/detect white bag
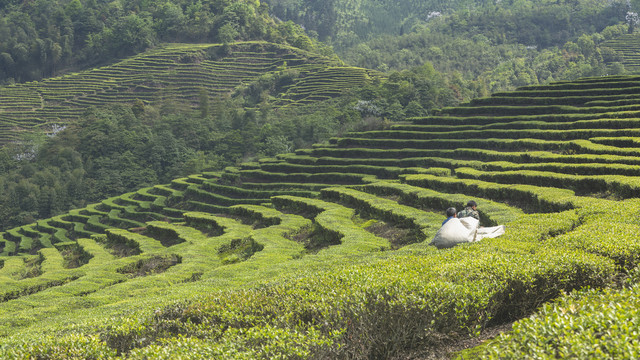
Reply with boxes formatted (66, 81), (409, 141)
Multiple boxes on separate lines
(476, 225), (506, 241)
(430, 218), (476, 249)
(430, 217), (506, 249)
(459, 217), (480, 231)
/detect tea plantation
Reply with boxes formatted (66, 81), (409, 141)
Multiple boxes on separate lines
(0, 41), (380, 144)
(601, 33), (640, 73)
(3, 74), (640, 358)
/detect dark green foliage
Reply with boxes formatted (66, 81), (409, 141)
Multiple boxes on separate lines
(270, 0), (638, 97)
(266, 0), (633, 51)
(217, 236), (264, 264)
(0, 0), (323, 84)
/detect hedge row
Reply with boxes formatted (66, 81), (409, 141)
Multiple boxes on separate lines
(336, 136), (640, 157)
(294, 147), (454, 160)
(335, 137), (567, 152)
(184, 186), (269, 207)
(359, 181), (523, 227)
(454, 167), (640, 199)
(260, 161), (444, 179)
(395, 117), (640, 132)
(320, 187), (443, 242)
(451, 148), (640, 166)
(489, 86), (640, 98)
(468, 94), (640, 107)
(285, 152), (640, 179)
(460, 159), (640, 177)
(467, 282), (640, 359)
(441, 104), (640, 117)
(345, 128), (640, 142)
(402, 174), (579, 213)
(228, 169), (377, 185)
(201, 180), (319, 199)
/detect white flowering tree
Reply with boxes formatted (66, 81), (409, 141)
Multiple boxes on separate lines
(627, 11), (640, 33)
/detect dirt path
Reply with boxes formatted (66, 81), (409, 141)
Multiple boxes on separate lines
(392, 323), (514, 360)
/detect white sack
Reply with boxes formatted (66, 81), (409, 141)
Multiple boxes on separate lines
(430, 218), (476, 249)
(476, 225), (506, 241)
(459, 217), (479, 231)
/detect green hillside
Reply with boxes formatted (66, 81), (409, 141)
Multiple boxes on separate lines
(2, 74), (640, 358)
(601, 33), (640, 73)
(0, 41), (384, 144)
(0, 0), (328, 84)
(265, 0), (634, 50)
(268, 0), (640, 97)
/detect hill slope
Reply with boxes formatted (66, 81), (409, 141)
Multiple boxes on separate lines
(2, 75), (640, 357)
(0, 41), (383, 144)
(601, 33), (640, 73)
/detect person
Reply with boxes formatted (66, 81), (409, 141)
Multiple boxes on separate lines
(457, 200), (480, 221)
(441, 207), (457, 226)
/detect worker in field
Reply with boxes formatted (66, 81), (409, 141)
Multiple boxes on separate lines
(457, 200), (479, 222)
(441, 207), (457, 226)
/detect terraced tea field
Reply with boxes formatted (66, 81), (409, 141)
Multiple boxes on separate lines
(0, 41), (379, 144)
(2, 75), (640, 358)
(602, 33), (640, 73)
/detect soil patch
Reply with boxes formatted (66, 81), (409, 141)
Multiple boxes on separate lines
(391, 323), (513, 360)
(28, 238), (44, 255)
(142, 227), (186, 247)
(287, 224), (341, 253)
(96, 236), (141, 258)
(60, 244), (93, 269)
(218, 237), (264, 264)
(20, 256), (43, 279)
(364, 221), (421, 249)
(117, 254), (181, 278)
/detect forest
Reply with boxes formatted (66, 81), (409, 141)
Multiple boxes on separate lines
(0, 0), (327, 83)
(269, 0), (640, 93)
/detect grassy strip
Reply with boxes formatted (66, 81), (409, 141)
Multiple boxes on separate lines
(359, 181), (523, 226)
(320, 187), (443, 241)
(272, 195), (390, 253)
(401, 174), (580, 213)
(455, 167), (640, 199)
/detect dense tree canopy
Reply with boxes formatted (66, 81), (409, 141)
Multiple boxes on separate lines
(266, 0), (638, 94)
(265, 0), (636, 50)
(0, 0), (323, 84)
